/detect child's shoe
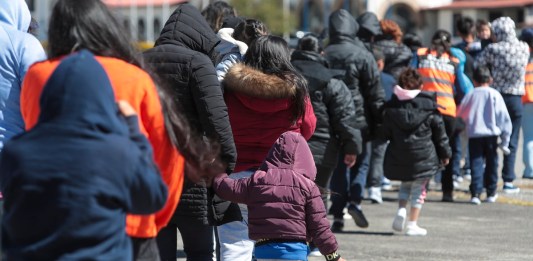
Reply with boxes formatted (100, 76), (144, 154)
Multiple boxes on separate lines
(392, 208), (406, 232)
(405, 224), (427, 236)
(485, 193), (498, 203)
(470, 196), (481, 205)
(368, 186), (383, 204)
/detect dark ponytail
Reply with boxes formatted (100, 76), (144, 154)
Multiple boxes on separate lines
(430, 30), (452, 58)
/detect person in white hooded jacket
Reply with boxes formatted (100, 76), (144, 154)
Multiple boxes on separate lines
(0, 0), (46, 150)
(216, 18), (267, 81)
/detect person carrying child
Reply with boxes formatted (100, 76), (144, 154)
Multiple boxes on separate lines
(458, 66), (512, 204)
(382, 68), (452, 236)
(213, 131), (345, 261)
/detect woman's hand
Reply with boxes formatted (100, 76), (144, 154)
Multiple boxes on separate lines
(344, 154), (357, 168)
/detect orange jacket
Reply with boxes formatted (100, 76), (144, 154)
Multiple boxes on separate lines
(20, 56), (185, 238)
(416, 48), (458, 117)
(523, 61), (533, 104)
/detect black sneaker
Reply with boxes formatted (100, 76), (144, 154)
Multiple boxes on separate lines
(347, 204), (369, 228)
(331, 219), (344, 232)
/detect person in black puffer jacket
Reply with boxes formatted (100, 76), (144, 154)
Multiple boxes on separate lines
(356, 12), (381, 52)
(291, 34), (362, 199)
(382, 68), (451, 236)
(143, 3), (239, 260)
(374, 19), (413, 80)
(324, 9), (384, 232)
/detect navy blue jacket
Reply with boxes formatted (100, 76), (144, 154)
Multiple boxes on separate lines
(0, 51), (167, 260)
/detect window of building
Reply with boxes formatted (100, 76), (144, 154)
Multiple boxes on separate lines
(138, 19), (145, 41)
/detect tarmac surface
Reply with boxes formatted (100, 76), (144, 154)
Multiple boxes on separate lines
(177, 134), (533, 260)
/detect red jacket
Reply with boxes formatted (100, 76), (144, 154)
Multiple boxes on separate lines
(223, 64), (316, 173)
(214, 132), (337, 255)
(20, 56), (185, 238)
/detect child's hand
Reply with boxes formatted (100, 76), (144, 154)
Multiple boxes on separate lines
(118, 100), (137, 116)
(499, 145), (511, 155)
(344, 154), (357, 168)
(441, 158), (450, 166)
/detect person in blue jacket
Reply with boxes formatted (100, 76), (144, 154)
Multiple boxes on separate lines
(0, 51), (168, 261)
(0, 0), (46, 150)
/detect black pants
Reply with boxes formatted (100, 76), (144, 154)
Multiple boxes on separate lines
(157, 216), (214, 261)
(442, 115), (457, 193)
(131, 237), (160, 261)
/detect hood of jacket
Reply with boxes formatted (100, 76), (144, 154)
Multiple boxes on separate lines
(216, 28), (248, 56)
(155, 3), (220, 56)
(386, 91), (437, 131)
(260, 131), (316, 181)
(291, 50), (328, 67)
(291, 50), (343, 85)
(223, 63), (298, 112)
(38, 50), (127, 135)
(329, 9), (359, 42)
(492, 17), (517, 42)
(0, 0), (31, 32)
(356, 12), (381, 37)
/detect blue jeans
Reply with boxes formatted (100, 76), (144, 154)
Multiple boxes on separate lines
(217, 170), (255, 261)
(366, 139), (387, 188)
(523, 103), (533, 178)
(329, 141), (370, 218)
(469, 136), (499, 196)
(502, 94), (523, 182)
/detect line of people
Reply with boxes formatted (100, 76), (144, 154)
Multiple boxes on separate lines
(1, 0), (532, 260)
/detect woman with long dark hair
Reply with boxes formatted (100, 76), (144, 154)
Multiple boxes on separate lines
(18, 0), (214, 260)
(217, 35), (316, 261)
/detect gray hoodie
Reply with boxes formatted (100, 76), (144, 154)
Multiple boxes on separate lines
(476, 17), (529, 95)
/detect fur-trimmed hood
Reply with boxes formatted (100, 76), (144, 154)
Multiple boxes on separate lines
(223, 63), (297, 99)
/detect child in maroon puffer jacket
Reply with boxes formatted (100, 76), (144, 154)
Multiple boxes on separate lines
(213, 131), (345, 261)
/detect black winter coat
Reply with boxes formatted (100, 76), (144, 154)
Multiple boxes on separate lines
(291, 51), (362, 168)
(382, 92), (452, 181)
(325, 9), (385, 138)
(143, 3), (239, 225)
(374, 39), (413, 80)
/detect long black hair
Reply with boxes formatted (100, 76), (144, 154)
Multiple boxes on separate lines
(201, 1), (236, 33)
(244, 35), (308, 123)
(233, 19), (268, 46)
(48, 0), (142, 67)
(429, 30), (452, 58)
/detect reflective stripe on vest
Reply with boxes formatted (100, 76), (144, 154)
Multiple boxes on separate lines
(417, 48), (458, 117)
(523, 62), (533, 104)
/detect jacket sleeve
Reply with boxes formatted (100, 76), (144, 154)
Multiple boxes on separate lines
(475, 45), (492, 68)
(191, 54), (237, 173)
(212, 173), (251, 204)
(18, 35), (46, 86)
(360, 54), (385, 127)
(494, 93), (513, 148)
(379, 107), (393, 141)
(430, 113), (452, 159)
(305, 184), (338, 255)
(124, 115), (168, 215)
(216, 53), (240, 82)
(300, 97), (317, 140)
(326, 79), (362, 155)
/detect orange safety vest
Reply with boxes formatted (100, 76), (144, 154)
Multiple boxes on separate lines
(523, 61), (533, 104)
(416, 48), (458, 117)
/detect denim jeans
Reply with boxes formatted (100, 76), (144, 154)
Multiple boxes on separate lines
(329, 141), (370, 218)
(522, 103), (533, 178)
(157, 216), (215, 261)
(367, 139), (387, 188)
(502, 94), (523, 182)
(217, 170), (255, 261)
(469, 136), (499, 196)
(398, 178), (430, 209)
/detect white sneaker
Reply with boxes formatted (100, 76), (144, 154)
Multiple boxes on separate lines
(368, 187), (383, 204)
(308, 248), (322, 257)
(470, 197), (481, 205)
(392, 208), (406, 232)
(486, 194), (498, 203)
(405, 224), (427, 236)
